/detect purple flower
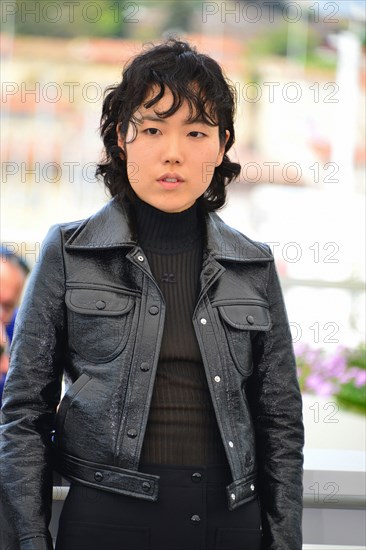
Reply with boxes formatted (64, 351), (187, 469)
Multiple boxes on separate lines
(338, 371), (355, 383)
(295, 342), (366, 401)
(353, 370), (366, 388)
(323, 353), (347, 378)
(306, 374), (336, 396)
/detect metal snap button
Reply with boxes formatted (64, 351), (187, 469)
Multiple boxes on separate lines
(228, 440), (234, 448)
(95, 300), (106, 310)
(190, 514), (201, 524)
(127, 429), (137, 438)
(94, 471), (103, 482)
(200, 318), (207, 325)
(191, 472), (202, 483)
(246, 315), (255, 324)
(214, 376), (221, 383)
(142, 481), (151, 492)
(231, 493), (236, 501)
(140, 362), (150, 371)
(250, 484), (255, 491)
(137, 255), (144, 262)
(149, 306), (159, 315)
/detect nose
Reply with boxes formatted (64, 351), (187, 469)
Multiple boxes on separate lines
(161, 136), (184, 165)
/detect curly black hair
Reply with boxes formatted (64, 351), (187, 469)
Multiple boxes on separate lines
(96, 38), (241, 211)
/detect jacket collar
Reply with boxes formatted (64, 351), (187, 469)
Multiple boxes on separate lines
(65, 198), (135, 250)
(65, 198), (272, 263)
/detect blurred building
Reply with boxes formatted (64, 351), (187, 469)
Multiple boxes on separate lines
(1, 3), (365, 348)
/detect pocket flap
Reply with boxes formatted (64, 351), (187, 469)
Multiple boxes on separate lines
(66, 288), (134, 316)
(218, 303), (271, 331)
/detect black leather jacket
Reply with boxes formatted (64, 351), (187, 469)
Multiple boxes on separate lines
(0, 198), (304, 550)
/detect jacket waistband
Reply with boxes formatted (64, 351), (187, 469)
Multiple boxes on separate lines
(54, 451), (257, 511)
(54, 451), (160, 502)
(139, 462), (233, 486)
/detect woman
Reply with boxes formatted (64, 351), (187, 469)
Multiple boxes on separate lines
(0, 39), (304, 550)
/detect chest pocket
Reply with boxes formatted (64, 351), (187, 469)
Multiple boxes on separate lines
(217, 302), (271, 376)
(66, 287), (135, 363)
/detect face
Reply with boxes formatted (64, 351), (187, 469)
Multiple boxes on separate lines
(117, 87), (229, 213)
(0, 261), (25, 325)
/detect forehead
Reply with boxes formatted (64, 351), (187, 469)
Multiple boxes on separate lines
(139, 86), (187, 113)
(136, 85), (217, 125)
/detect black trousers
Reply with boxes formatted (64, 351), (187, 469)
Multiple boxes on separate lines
(55, 463), (263, 550)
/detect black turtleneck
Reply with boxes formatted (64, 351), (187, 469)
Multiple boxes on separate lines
(132, 197), (228, 467)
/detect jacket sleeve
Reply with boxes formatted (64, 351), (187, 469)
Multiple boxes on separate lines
(0, 225), (66, 550)
(248, 259), (304, 550)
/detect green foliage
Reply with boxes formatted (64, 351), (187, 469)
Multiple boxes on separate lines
(163, 0), (197, 32)
(7, 0), (202, 38)
(338, 344), (366, 414)
(304, 52), (337, 70)
(296, 342), (366, 415)
(9, 0), (131, 38)
(337, 382), (366, 415)
(347, 342), (366, 370)
(248, 22), (317, 56)
(246, 20), (336, 69)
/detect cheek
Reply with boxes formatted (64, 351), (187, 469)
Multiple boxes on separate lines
(202, 140), (221, 158)
(126, 144), (154, 189)
(126, 157), (142, 186)
(192, 145), (219, 169)
(125, 145), (144, 171)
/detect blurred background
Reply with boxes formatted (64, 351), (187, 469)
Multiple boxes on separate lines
(1, 0), (365, 480)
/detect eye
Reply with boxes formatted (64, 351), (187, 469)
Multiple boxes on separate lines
(144, 128), (161, 135)
(188, 131), (206, 138)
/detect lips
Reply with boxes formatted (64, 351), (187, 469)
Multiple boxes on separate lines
(157, 173), (184, 190)
(157, 173), (184, 183)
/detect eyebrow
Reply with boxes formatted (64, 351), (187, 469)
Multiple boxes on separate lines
(138, 114), (209, 125)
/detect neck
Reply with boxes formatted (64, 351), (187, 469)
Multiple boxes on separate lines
(132, 197), (203, 254)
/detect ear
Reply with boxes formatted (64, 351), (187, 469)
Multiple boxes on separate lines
(216, 130), (230, 167)
(116, 123), (125, 157)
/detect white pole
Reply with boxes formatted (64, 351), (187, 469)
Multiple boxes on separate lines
(330, 31), (361, 192)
